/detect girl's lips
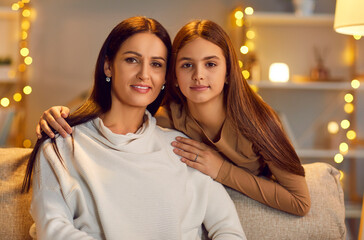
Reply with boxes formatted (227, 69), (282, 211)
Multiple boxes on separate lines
(131, 85), (151, 93)
(190, 85), (209, 91)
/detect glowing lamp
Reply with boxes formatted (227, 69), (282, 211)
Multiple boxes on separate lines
(269, 63), (289, 82)
(334, 0), (364, 36)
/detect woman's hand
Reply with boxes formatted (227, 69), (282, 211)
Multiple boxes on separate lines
(172, 136), (224, 179)
(36, 106), (72, 139)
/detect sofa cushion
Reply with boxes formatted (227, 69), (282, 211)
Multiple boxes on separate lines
(215, 162), (346, 240)
(0, 147), (33, 240)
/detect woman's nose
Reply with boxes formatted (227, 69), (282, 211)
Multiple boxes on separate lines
(136, 62), (150, 81)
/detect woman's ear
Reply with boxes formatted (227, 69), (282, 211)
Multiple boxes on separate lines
(104, 59), (112, 77)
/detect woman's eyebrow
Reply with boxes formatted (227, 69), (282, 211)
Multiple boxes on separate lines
(123, 51), (166, 62)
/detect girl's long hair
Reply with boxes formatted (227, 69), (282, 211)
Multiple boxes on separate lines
(22, 16), (172, 192)
(164, 19), (304, 176)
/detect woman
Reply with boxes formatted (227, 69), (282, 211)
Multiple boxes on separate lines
(24, 17), (246, 240)
(36, 19), (311, 216)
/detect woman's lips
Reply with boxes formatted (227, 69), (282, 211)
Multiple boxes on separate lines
(131, 84), (151, 93)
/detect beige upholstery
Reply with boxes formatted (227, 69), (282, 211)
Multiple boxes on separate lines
(0, 148), (33, 240)
(0, 148), (346, 240)
(223, 162), (346, 240)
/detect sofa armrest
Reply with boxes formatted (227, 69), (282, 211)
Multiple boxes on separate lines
(203, 162), (346, 240)
(0, 148), (33, 240)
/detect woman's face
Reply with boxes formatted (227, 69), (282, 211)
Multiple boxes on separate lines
(105, 32), (167, 110)
(175, 37), (227, 106)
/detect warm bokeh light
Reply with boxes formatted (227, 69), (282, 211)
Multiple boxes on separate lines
(339, 142), (349, 154)
(351, 79), (360, 89)
(327, 121), (339, 134)
(24, 56), (33, 65)
(22, 9), (31, 17)
(346, 130), (356, 140)
(0, 98), (10, 107)
(246, 30), (256, 39)
(20, 47), (29, 57)
(353, 35), (362, 40)
(344, 103), (354, 113)
(334, 153), (344, 163)
(250, 85), (258, 92)
(236, 19), (243, 27)
(238, 60), (243, 68)
(242, 70), (250, 79)
(344, 93), (354, 103)
(23, 139), (32, 148)
(240, 45), (249, 54)
(18, 63), (26, 72)
(269, 63), (289, 82)
(21, 20), (30, 30)
(18, 2), (24, 8)
(245, 7), (254, 15)
(13, 93), (22, 102)
(245, 41), (255, 51)
(22, 0), (31, 3)
(12, 3), (19, 10)
(235, 10), (244, 19)
(339, 170), (344, 181)
(22, 31), (28, 40)
(340, 119), (350, 129)
(20, 41), (27, 48)
(23, 85), (32, 95)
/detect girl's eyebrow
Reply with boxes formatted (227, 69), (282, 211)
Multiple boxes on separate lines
(177, 55), (220, 62)
(123, 51), (166, 62)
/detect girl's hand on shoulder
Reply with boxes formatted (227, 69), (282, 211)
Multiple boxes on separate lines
(172, 136), (224, 179)
(36, 106), (72, 139)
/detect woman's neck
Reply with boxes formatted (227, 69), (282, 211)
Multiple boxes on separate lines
(187, 96), (226, 141)
(101, 104), (146, 135)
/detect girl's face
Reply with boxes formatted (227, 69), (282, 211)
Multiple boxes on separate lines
(104, 32), (167, 111)
(175, 37), (227, 106)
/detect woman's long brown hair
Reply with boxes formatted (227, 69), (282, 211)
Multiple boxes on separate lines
(164, 20), (304, 176)
(22, 16), (172, 192)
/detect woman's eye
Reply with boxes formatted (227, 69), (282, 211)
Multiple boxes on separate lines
(151, 61), (162, 68)
(125, 57), (138, 63)
(206, 62), (216, 67)
(181, 63), (192, 68)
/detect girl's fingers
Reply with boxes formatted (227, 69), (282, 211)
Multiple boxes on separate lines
(39, 119), (55, 138)
(173, 148), (198, 161)
(36, 124), (42, 139)
(175, 136), (205, 150)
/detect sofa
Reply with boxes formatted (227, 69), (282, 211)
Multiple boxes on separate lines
(0, 147), (346, 240)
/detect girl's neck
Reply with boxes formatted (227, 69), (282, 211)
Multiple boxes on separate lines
(187, 96), (226, 141)
(101, 104), (146, 135)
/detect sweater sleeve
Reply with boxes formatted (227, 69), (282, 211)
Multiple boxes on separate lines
(30, 145), (97, 240)
(203, 181), (247, 240)
(215, 160), (311, 216)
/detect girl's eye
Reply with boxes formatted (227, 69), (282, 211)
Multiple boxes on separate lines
(151, 61), (163, 68)
(206, 62), (216, 67)
(125, 57), (138, 63)
(181, 63), (192, 68)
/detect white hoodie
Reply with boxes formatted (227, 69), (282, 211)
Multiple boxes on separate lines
(31, 111), (246, 240)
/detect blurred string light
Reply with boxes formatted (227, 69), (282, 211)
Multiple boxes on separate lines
(1, 0), (33, 109)
(1, 1), (33, 147)
(233, 6), (255, 81)
(330, 79), (361, 164)
(353, 35), (362, 40)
